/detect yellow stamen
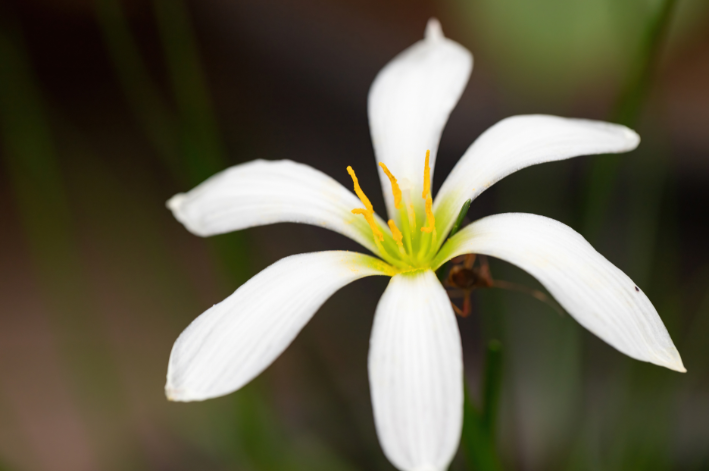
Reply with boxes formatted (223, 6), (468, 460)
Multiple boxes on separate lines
(421, 194), (436, 233)
(378, 162), (402, 209)
(421, 149), (431, 199)
(420, 150), (436, 234)
(348, 165), (384, 241)
(387, 219), (404, 247)
(347, 166), (374, 213)
(352, 208), (383, 242)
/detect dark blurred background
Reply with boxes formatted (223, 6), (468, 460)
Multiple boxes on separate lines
(1, 0), (708, 470)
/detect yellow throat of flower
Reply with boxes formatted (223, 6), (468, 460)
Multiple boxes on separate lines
(347, 151), (437, 270)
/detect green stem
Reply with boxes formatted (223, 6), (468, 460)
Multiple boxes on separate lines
(581, 0), (678, 240)
(152, 0), (226, 183)
(94, 0), (183, 182)
(613, 0), (678, 127)
(481, 340), (503, 436)
(460, 341), (504, 471)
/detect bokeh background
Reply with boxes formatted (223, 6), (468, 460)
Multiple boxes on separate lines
(1, 0), (708, 469)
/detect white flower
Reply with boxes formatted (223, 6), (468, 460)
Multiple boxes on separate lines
(165, 19), (684, 471)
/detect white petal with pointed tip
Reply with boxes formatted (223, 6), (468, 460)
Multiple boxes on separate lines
(166, 251), (392, 402)
(433, 115), (640, 235)
(435, 213), (684, 372)
(369, 269), (463, 471)
(368, 18), (472, 220)
(167, 159), (384, 256)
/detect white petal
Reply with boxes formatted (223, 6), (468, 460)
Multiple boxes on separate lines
(434, 213), (685, 372)
(433, 115), (640, 236)
(166, 251), (393, 402)
(369, 19), (472, 219)
(369, 269), (463, 471)
(168, 159), (385, 256)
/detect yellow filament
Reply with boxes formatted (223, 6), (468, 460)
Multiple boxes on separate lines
(387, 220), (404, 247)
(347, 166), (374, 212)
(420, 150), (436, 234)
(421, 194), (436, 233)
(421, 149), (431, 198)
(378, 162), (402, 209)
(352, 208), (384, 241)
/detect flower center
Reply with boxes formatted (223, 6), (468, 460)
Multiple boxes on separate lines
(347, 151), (438, 270)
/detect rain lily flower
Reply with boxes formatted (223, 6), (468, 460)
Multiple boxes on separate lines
(165, 19), (684, 471)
